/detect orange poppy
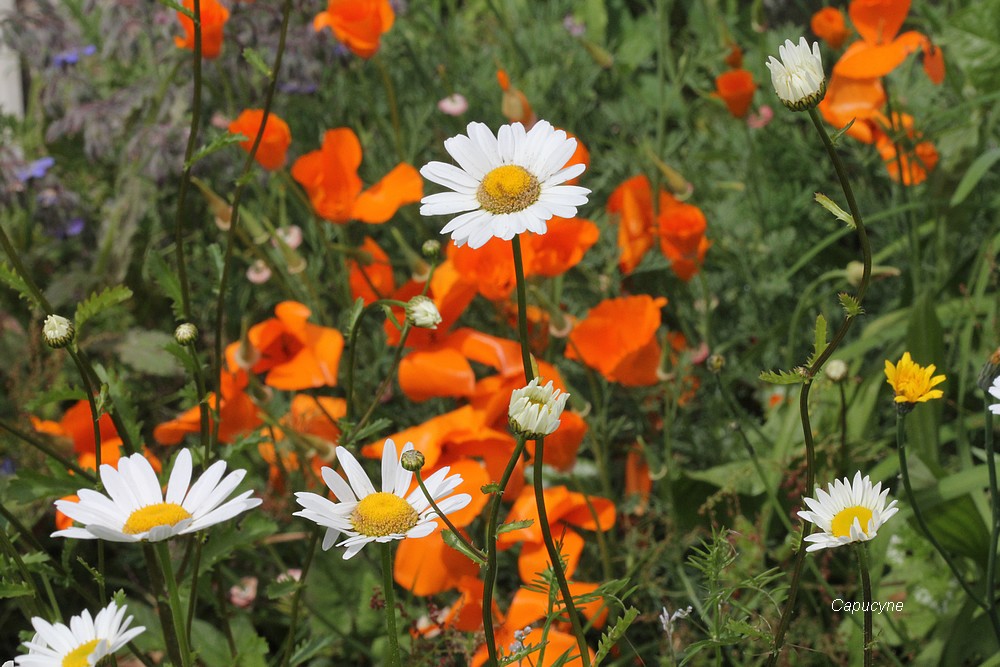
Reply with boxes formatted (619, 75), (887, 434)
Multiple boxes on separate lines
(524, 216), (600, 277)
(714, 69), (755, 118)
(834, 0), (925, 79)
(658, 201), (710, 281)
(724, 43), (743, 69)
(313, 0), (395, 59)
(921, 40), (945, 85)
(606, 175), (679, 274)
(811, 7), (851, 50)
(348, 236), (395, 304)
(32, 399), (118, 455)
(874, 112), (938, 186)
(624, 445), (652, 515)
(227, 109), (292, 171)
(260, 395), (346, 491)
(818, 73), (886, 143)
(154, 370), (262, 445)
(225, 301), (344, 390)
(174, 0), (230, 59)
(291, 128), (421, 224)
(567, 295), (667, 386)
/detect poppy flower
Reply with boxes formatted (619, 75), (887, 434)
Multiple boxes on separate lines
(724, 43), (743, 69)
(262, 395), (347, 490)
(834, 0), (925, 80)
(32, 400), (118, 455)
(606, 175), (678, 274)
(225, 301), (344, 390)
(348, 236), (395, 304)
(313, 0), (395, 59)
(154, 370), (262, 445)
(874, 112), (938, 185)
(524, 216), (599, 277)
(174, 0), (230, 59)
(228, 109), (292, 171)
(567, 295), (668, 386)
(811, 7), (851, 50)
(291, 127), (422, 224)
(714, 69), (756, 118)
(921, 40), (945, 84)
(658, 201), (710, 281)
(624, 445), (652, 515)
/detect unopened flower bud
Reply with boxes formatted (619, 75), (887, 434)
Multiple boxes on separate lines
(421, 239), (441, 260)
(406, 296), (442, 329)
(978, 348), (1000, 392)
(42, 314), (74, 349)
(824, 359), (848, 383)
(174, 322), (198, 345)
(508, 378), (568, 439)
(707, 354), (725, 373)
(400, 449), (425, 472)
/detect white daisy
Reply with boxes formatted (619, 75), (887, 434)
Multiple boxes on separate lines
(293, 439), (472, 559)
(52, 448), (262, 542)
(419, 120), (590, 249)
(987, 376), (1000, 415)
(798, 471), (899, 552)
(14, 601), (144, 667)
(508, 377), (569, 439)
(765, 37), (826, 111)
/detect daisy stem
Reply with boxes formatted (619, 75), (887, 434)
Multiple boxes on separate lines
(348, 321), (413, 444)
(374, 54), (404, 163)
(854, 543), (874, 667)
(415, 470), (484, 560)
(986, 404), (1000, 640)
(511, 236), (534, 384)
(533, 436), (591, 667)
(380, 542), (403, 667)
(152, 541), (192, 667)
(280, 528), (319, 667)
(896, 413), (991, 611)
(482, 434), (528, 665)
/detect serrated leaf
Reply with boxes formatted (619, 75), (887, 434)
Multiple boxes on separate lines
(24, 387), (87, 412)
(814, 192), (855, 229)
(759, 368), (806, 385)
(0, 262), (37, 306)
(348, 417), (392, 446)
(497, 519), (534, 535)
(185, 133), (247, 170)
(93, 365), (143, 451)
(592, 607), (640, 665)
(265, 578), (299, 600)
(838, 292), (864, 317)
(242, 47), (273, 79)
(0, 581), (33, 599)
(807, 314), (828, 367)
(117, 329), (183, 377)
(441, 529), (486, 566)
(156, 0), (192, 18)
(144, 251), (184, 321)
(830, 118), (856, 144)
(74, 285), (133, 333)
(289, 634), (337, 666)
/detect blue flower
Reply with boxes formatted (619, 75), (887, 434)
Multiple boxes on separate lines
(15, 157), (55, 183)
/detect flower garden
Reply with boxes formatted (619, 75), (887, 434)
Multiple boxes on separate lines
(1, 0), (999, 664)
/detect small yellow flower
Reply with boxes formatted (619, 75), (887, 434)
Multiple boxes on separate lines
(884, 352), (945, 404)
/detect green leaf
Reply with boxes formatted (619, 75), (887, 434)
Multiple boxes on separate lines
(74, 285), (133, 333)
(242, 47), (273, 79)
(759, 368), (806, 385)
(93, 364), (143, 451)
(347, 297), (365, 337)
(945, 1), (1000, 92)
(0, 262), (36, 306)
(288, 634), (337, 666)
(265, 578), (300, 600)
(116, 329), (183, 377)
(144, 251), (184, 321)
(814, 192), (855, 229)
(592, 607), (640, 665)
(24, 387), (87, 412)
(838, 292), (864, 317)
(807, 314), (828, 367)
(441, 529), (486, 566)
(156, 0), (192, 18)
(905, 293), (944, 465)
(0, 581), (33, 599)
(497, 519), (534, 535)
(830, 118), (856, 144)
(186, 133), (247, 170)
(950, 147), (1000, 206)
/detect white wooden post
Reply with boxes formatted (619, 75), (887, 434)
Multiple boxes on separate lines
(0, 0), (24, 119)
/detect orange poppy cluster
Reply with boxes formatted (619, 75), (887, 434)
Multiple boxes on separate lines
(815, 0), (943, 185)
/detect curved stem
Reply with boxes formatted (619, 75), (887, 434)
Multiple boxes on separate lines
(985, 405), (1000, 638)
(855, 543), (873, 667)
(415, 470), (484, 560)
(380, 542), (403, 667)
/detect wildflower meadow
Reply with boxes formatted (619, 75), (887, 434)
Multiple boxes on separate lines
(3, 0), (1000, 664)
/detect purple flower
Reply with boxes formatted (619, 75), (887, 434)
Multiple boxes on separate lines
(563, 14), (586, 37)
(15, 156), (55, 183)
(52, 45), (97, 67)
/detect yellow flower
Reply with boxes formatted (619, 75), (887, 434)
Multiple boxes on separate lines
(884, 352), (945, 404)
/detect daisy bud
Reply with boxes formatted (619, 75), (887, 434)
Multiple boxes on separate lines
(42, 314), (74, 349)
(978, 347), (1000, 392)
(421, 239), (441, 260)
(707, 353), (725, 374)
(174, 322), (198, 345)
(765, 37), (826, 111)
(508, 377), (568, 439)
(406, 296), (442, 330)
(400, 449), (425, 472)
(824, 359), (848, 383)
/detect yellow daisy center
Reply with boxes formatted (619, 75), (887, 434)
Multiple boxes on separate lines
(122, 502), (193, 535)
(63, 639), (100, 667)
(830, 506), (873, 538)
(350, 492), (419, 537)
(477, 165), (541, 214)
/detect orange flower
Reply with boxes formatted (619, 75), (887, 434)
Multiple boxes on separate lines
(154, 370), (262, 445)
(497, 69), (536, 126)
(811, 7), (851, 50)
(724, 43), (743, 69)
(606, 175), (679, 274)
(313, 0), (395, 59)
(658, 201), (710, 281)
(225, 301), (344, 390)
(834, 0), (925, 79)
(818, 73), (886, 143)
(524, 216), (599, 277)
(562, 130), (590, 186)
(31, 400), (118, 455)
(291, 128), (422, 224)
(567, 295), (667, 386)
(874, 113), (938, 186)
(921, 40), (945, 85)
(348, 236), (395, 304)
(228, 109), (292, 171)
(624, 446), (652, 515)
(174, 0), (230, 59)
(714, 69), (755, 118)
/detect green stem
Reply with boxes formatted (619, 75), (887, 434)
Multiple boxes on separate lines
(346, 322), (413, 447)
(482, 435), (528, 665)
(855, 543), (874, 667)
(380, 542), (403, 667)
(375, 54), (404, 162)
(838, 383), (849, 476)
(0, 520), (45, 617)
(153, 542), (192, 667)
(533, 436), (591, 666)
(0, 420), (95, 481)
(986, 405), (1000, 638)
(280, 529), (320, 667)
(415, 470), (484, 560)
(511, 237), (533, 383)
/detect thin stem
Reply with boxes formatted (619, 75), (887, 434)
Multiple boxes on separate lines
(280, 529), (320, 667)
(0, 521), (45, 617)
(482, 435), (528, 665)
(511, 236), (534, 384)
(380, 542), (403, 667)
(347, 323), (413, 446)
(415, 470), (484, 560)
(533, 436), (591, 666)
(986, 404), (1000, 637)
(146, 542), (190, 667)
(184, 537), (205, 646)
(838, 382), (849, 476)
(375, 54), (404, 162)
(855, 543), (874, 667)
(0, 420), (96, 481)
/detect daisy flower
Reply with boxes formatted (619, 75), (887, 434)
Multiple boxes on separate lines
(294, 439), (472, 559)
(508, 377), (569, 439)
(798, 471), (899, 552)
(52, 448), (261, 542)
(765, 37), (826, 111)
(13, 601), (144, 667)
(419, 121), (590, 249)
(989, 376), (1000, 415)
